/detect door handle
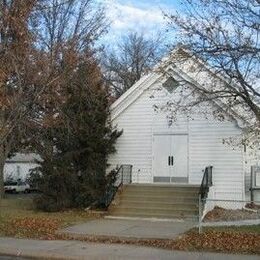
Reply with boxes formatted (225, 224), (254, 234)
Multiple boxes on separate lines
(168, 156), (174, 166)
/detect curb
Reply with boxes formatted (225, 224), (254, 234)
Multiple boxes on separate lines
(0, 248), (81, 260)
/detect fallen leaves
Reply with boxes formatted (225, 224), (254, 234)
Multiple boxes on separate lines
(2, 216), (61, 239)
(0, 207), (101, 240)
(172, 229), (260, 254)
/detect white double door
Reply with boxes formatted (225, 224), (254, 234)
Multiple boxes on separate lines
(153, 134), (188, 183)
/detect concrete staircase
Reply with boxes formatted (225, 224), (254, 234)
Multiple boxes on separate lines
(108, 184), (199, 220)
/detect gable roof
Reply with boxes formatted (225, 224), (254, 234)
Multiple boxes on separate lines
(110, 47), (249, 128)
(110, 72), (162, 120)
(6, 153), (41, 163)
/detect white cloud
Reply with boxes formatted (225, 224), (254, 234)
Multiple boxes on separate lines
(102, 0), (167, 39)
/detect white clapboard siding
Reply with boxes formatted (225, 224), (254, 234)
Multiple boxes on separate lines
(4, 162), (38, 181)
(189, 115), (244, 200)
(109, 86), (154, 183)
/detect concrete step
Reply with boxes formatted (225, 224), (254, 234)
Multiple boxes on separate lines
(111, 205), (197, 214)
(109, 209), (198, 220)
(126, 184), (199, 186)
(125, 184), (199, 192)
(125, 186), (199, 193)
(120, 195), (198, 203)
(121, 191), (198, 198)
(109, 184), (199, 220)
(120, 194), (198, 203)
(111, 201), (198, 210)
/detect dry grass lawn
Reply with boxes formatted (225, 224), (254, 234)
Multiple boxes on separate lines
(0, 195), (103, 239)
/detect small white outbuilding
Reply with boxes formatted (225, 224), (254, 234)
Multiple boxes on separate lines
(108, 47), (256, 203)
(4, 153), (40, 182)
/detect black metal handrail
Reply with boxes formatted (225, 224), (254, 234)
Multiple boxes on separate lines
(199, 166), (213, 201)
(103, 164), (133, 208)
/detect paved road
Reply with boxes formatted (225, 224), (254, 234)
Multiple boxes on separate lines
(0, 237), (259, 260)
(0, 256), (29, 259)
(4, 193), (37, 199)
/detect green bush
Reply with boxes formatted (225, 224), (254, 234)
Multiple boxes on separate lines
(30, 162), (77, 211)
(29, 54), (121, 212)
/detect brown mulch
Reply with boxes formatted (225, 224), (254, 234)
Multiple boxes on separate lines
(204, 206), (260, 222)
(246, 203), (260, 210)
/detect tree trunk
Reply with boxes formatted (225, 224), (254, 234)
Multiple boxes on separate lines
(0, 161), (4, 199)
(0, 144), (6, 198)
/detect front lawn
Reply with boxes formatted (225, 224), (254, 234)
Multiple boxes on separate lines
(0, 195), (103, 239)
(0, 196), (259, 255)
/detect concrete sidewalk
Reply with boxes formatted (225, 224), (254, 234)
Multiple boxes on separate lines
(0, 237), (259, 260)
(60, 218), (195, 239)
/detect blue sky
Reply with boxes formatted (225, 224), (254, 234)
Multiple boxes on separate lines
(99, 0), (180, 44)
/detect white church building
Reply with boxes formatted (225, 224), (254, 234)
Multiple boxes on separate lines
(108, 47), (260, 206)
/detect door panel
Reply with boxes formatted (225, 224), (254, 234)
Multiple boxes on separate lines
(170, 135), (188, 178)
(153, 135), (171, 179)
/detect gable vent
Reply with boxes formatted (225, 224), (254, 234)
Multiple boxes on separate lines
(162, 77), (179, 93)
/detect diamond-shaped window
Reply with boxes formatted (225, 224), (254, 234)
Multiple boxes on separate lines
(162, 77), (179, 93)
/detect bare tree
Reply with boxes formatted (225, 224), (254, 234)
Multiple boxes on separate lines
(28, 0), (108, 134)
(103, 32), (166, 97)
(0, 0), (107, 197)
(33, 0), (107, 53)
(164, 0), (260, 144)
